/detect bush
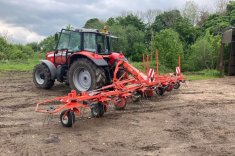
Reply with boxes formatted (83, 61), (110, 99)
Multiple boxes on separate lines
(0, 36), (34, 61)
(187, 32), (221, 71)
(154, 29), (184, 69)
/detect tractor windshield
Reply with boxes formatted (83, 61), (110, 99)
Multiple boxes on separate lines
(57, 30), (81, 52)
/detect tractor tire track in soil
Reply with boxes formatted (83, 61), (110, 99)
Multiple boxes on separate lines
(0, 72), (235, 156)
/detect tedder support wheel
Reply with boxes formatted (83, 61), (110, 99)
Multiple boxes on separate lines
(69, 58), (106, 92)
(156, 87), (165, 96)
(132, 92), (141, 102)
(33, 64), (54, 89)
(60, 110), (75, 127)
(91, 103), (105, 118)
(174, 82), (181, 89)
(114, 97), (127, 110)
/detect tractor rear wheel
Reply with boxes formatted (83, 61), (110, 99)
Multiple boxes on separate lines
(33, 64), (54, 89)
(69, 58), (106, 92)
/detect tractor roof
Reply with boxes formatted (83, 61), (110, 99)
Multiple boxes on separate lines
(75, 28), (100, 33)
(74, 27), (118, 37)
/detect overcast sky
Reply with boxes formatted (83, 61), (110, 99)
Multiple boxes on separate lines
(0, 0), (216, 44)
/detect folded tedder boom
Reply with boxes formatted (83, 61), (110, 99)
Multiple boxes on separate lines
(35, 51), (186, 127)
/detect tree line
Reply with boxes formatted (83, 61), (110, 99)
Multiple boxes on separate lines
(0, 0), (234, 71)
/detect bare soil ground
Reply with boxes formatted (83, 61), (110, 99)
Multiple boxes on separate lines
(0, 72), (235, 156)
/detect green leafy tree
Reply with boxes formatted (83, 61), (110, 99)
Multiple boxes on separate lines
(202, 14), (230, 35)
(109, 24), (145, 61)
(188, 32), (221, 71)
(116, 14), (145, 31)
(154, 29), (184, 69)
(39, 35), (55, 53)
(27, 42), (39, 52)
(84, 18), (105, 29)
(152, 10), (197, 46)
(227, 1), (235, 25)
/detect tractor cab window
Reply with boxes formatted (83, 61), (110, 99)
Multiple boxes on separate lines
(97, 35), (109, 54)
(57, 30), (81, 52)
(84, 33), (96, 52)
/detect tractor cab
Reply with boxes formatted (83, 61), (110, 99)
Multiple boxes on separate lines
(49, 28), (123, 66)
(55, 28), (119, 54)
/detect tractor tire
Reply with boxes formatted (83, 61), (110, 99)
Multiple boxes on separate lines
(91, 103), (105, 118)
(33, 64), (54, 89)
(69, 58), (106, 92)
(60, 110), (75, 127)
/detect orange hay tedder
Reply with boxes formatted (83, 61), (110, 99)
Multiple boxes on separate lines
(35, 49), (186, 127)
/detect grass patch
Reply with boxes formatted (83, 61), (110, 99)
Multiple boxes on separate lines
(0, 53), (44, 71)
(185, 69), (223, 81)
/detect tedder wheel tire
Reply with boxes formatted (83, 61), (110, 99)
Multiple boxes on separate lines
(69, 58), (106, 92)
(114, 97), (127, 110)
(33, 64), (54, 89)
(60, 110), (75, 127)
(174, 82), (181, 89)
(156, 87), (165, 96)
(132, 92), (141, 102)
(91, 103), (105, 118)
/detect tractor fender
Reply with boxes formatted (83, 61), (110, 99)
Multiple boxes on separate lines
(91, 58), (108, 66)
(69, 53), (108, 66)
(40, 60), (57, 80)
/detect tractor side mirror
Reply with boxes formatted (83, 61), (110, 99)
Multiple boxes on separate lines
(55, 33), (59, 42)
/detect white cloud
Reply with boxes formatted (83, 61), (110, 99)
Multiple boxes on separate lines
(0, 0), (218, 44)
(0, 21), (45, 44)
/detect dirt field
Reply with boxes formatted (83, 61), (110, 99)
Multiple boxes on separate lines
(0, 72), (235, 156)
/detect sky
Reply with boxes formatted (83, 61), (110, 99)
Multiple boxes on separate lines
(0, 0), (216, 44)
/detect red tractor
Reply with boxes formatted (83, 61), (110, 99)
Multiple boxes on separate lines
(33, 28), (126, 92)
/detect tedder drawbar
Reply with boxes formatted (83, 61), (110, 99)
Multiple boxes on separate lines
(35, 50), (186, 127)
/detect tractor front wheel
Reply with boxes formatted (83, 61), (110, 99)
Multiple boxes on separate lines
(33, 64), (54, 89)
(69, 58), (106, 92)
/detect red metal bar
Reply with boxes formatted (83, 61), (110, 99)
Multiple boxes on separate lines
(156, 49), (159, 76)
(178, 55), (181, 69)
(142, 53), (145, 73)
(146, 55), (149, 72)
